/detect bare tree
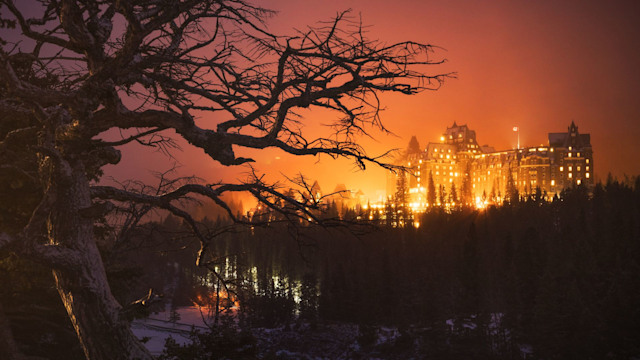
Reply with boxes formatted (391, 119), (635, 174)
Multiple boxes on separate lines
(0, 1), (450, 358)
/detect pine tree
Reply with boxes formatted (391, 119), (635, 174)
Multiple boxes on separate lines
(427, 171), (437, 207)
(505, 171), (519, 204)
(450, 183), (458, 206)
(460, 163), (473, 207)
(439, 185), (447, 206)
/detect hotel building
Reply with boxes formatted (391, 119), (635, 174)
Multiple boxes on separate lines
(394, 121), (593, 210)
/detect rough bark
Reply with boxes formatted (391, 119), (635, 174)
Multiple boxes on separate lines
(47, 162), (152, 360)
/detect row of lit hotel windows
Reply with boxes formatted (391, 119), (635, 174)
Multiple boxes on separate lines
(471, 172), (590, 184)
(432, 153), (457, 160)
(432, 171), (459, 177)
(469, 178), (585, 189)
(409, 158), (457, 167)
(559, 166), (590, 172)
(567, 172), (590, 179)
(567, 152), (589, 158)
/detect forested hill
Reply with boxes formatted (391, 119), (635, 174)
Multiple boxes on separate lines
(3, 179), (640, 359)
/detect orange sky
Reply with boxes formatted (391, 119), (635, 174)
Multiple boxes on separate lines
(105, 0), (640, 203)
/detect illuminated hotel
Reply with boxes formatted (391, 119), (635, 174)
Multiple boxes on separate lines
(394, 121), (594, 210)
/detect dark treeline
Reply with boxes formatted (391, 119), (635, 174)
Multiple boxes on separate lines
(184, 179), (640, 359)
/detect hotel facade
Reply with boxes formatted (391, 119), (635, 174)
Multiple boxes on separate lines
(394, 121), (593, 210)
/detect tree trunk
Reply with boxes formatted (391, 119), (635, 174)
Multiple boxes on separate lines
(49, 163), (152, 360)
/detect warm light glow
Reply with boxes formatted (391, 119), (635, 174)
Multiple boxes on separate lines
(474, 196), (488, 209)
(586, 172), (590, 178)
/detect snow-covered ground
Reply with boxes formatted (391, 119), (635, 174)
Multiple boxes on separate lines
(132, 308), (535, 358)
(131, 306), (210, 355)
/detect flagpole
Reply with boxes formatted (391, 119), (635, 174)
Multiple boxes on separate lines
(517, 128), (520, 150)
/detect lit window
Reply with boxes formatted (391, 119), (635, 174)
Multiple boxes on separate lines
(578, 152), (581, 157)
(569, 146), (572, 150)
(569, 173), (573, 178)
(448, 149), (452, 153)
(449, 172), (453, 176)
(577, 166), (581, 171)
(560, 166), (564, 171)
(586, 166), (589, 171)
(436, 165), (439, 169)
(436, 171), (439, 175)
(551, 180), (555, 186)
(586, 172), (590, 178)
(449, 166), (453, 170)
(435, 148), (438, 152)
(440, 154), (443, 158)
(417, 177), (421, 182)
(577, 179), (582, 185)
(440, 136), (445, 142)
(446, 155), (450, 159)
(568, 153), (572, 157)
(569, 166), (572, 171)
(586, 159), (590, 164)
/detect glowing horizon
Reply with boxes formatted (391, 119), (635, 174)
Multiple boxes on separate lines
(103, 0), (640, 201)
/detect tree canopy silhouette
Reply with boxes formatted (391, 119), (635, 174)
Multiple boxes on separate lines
(0, 0), (450, 359)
